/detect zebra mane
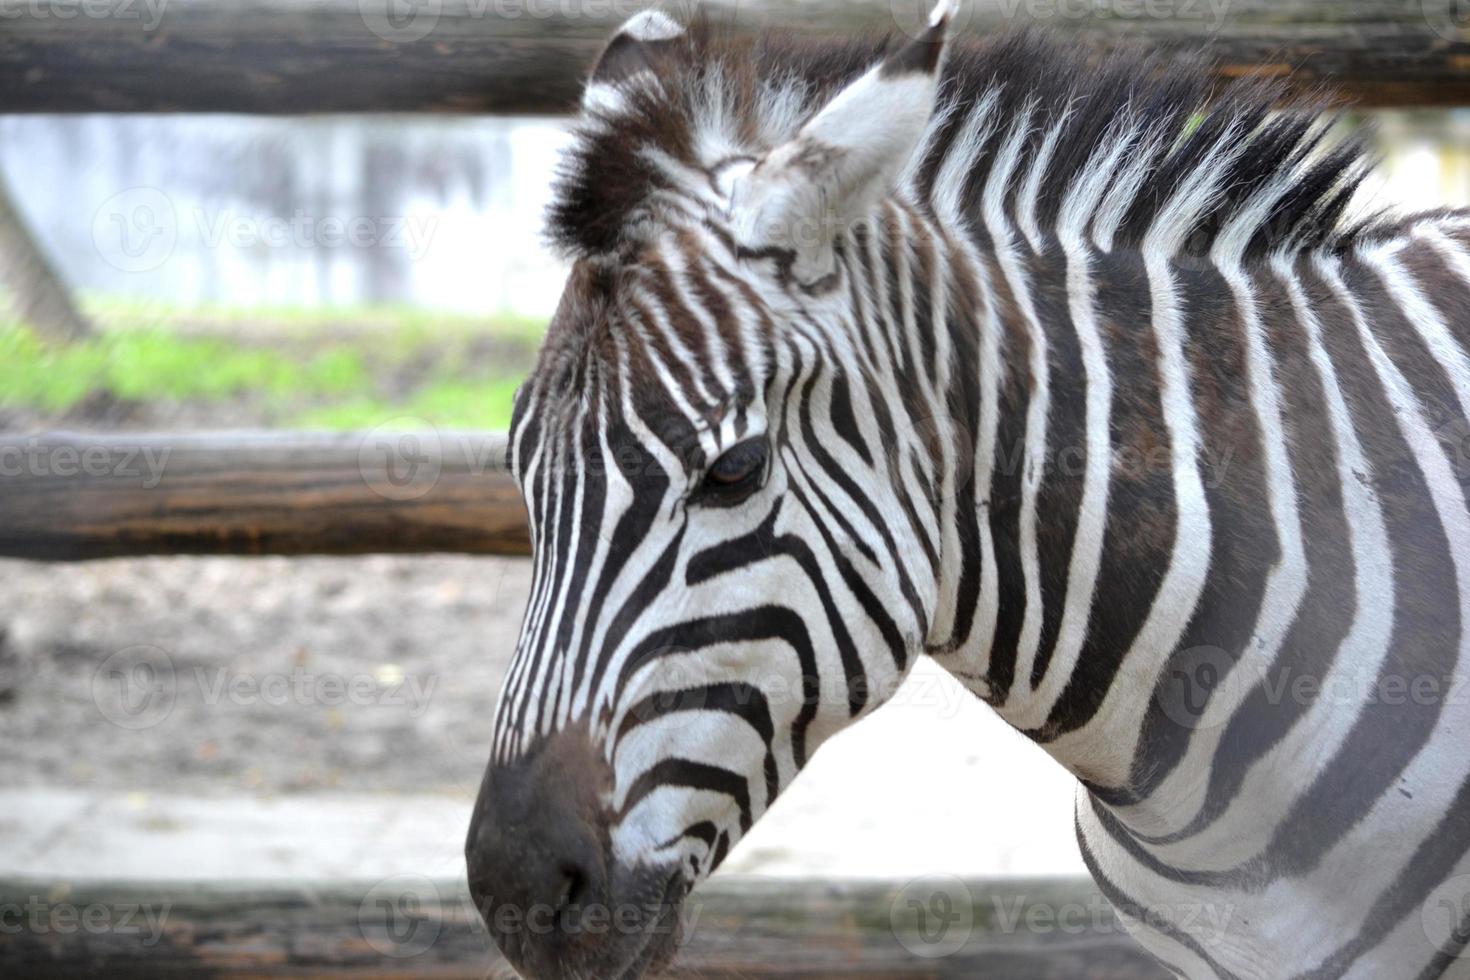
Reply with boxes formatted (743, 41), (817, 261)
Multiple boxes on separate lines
(548, 26), (1386, 262)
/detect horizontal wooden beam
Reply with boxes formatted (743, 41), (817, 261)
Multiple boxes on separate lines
(0, 875), (1169, 978)
(2, 0), (1469, 113)
(0, 430), (530, 561)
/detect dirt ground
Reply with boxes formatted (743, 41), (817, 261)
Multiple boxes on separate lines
(0, 326), (1083, 877)
(0, 552), (1088, 881)
(0, 554), (533, 797)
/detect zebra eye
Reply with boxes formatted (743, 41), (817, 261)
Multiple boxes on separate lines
(698, 439), (767, 503)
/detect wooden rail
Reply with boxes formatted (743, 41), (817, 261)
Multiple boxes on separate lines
(0, 875), (1169, 978)
(0, 431), (530, 561)
(3, 0), (1470, 113)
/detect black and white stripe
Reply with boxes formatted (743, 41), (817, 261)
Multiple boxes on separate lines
(491, 6), (1470, 976)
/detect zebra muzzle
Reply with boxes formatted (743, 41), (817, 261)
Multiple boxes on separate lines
(465, 725), (684, 979)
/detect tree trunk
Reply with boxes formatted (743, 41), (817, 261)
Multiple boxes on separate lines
(0, 169), (91, 341)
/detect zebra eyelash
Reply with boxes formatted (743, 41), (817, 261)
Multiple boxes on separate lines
(691, 438), (770, 507)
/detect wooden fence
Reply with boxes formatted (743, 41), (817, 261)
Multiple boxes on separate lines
(0, 431), (528, 561)
(0, 875), (1170, 979)
(4, 2), (1470, 977)
(4, 0), (1470, 113)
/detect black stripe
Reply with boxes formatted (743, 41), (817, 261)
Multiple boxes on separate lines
(619, 758), (752, 834)
(613, 606), (820, 766)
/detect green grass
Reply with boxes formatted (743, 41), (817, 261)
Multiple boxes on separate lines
(0, 300), (543, 430)
(77, 296), (548, 344)
(0, 320), (366, 412)
(292, 378), (523, 431)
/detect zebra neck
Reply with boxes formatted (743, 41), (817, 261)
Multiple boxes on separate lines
(856, 194), (1182, 797)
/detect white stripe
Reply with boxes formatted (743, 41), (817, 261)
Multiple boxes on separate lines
(1013, 132), (1116, 728)
(1156, 254), (1393, 870)
(1373, 234), (1470, 424)
(1122, 253), (1308, 836)
(1042, 243), (1211, 783)
(925, 94), (1004, 672)
(1017, 104), (1074, 252)
(979, 105), (1058, 712)
(889, 204), (944, 564)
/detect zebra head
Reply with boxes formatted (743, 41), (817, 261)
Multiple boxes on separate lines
(466, 5), (959, 978)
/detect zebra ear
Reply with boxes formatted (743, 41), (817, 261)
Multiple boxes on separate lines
(581, 11), (685, 113)
(730, 1), (954, 286)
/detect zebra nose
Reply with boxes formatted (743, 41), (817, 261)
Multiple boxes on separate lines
(465, 726), (614, 978)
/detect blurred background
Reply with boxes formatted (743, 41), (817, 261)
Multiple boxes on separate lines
(1, 107), (1467, 891)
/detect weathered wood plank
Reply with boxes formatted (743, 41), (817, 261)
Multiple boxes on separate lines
(0, 430), (530, 561)
(2, 0), (1469, 113)
(0, 875), (1170, 978)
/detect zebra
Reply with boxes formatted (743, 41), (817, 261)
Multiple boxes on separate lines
(464, 3), (1470, 977)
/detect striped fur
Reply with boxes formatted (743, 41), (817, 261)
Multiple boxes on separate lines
(492, 12), (1470, 978)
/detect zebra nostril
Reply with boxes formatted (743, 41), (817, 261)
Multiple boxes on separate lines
(556, 862), (588, 911)
(466, 725), (620, 977)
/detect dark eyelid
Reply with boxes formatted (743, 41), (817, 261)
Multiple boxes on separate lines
(694, 438), (767, 504)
